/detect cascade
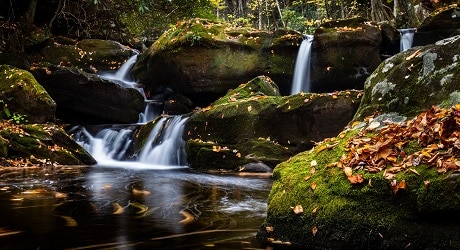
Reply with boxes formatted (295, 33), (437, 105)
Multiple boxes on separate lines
(101, 54), (161, 123)
(71, 55), (189, 169)
(291, 35), (314, 95)
(398, 28), (416, 52)
(71, 116), (189, 169)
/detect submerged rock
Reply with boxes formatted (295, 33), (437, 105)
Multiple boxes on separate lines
(0, 65), (56, 124)
(310, 17), (382, 93)
(31, 64), (145, 124)
(184, 76), (362, 171)
(354, 34), (460, 121)
(131, 18), (303, 107)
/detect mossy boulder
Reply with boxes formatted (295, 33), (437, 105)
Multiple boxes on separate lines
(310, 17), (382, 92)
(258, 107), (460, 249)
(354, 35), (460, 121)
(414, 5), (460, 46)
(0, 65), (56, 123)
(31, 64), (144, 124)
(0, 122), (96, 165)
(184, 76), (362, 171)
(36, 39), (136, 73)
(131, 18), (303, 107)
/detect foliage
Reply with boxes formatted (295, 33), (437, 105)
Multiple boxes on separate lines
(0, 100), (28, 124)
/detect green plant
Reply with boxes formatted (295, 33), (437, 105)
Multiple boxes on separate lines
(0, 100), (28, 124)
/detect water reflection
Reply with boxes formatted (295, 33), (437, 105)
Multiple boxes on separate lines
(0, 166), (272, 249)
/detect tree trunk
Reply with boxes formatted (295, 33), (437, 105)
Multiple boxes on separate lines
(22, 0), (37, 27)
(275, 0), (285, 28)
(371, 0), (393, 22)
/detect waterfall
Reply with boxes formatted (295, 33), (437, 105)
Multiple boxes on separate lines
(71, 116), (189, 169)
(291, 35), (314, 95)
(101, 54), (161, 123)
(398, 28), (416, 52)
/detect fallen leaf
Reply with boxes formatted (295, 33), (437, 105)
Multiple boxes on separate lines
(266, 226), (274, 233)
(343, 166), (353, 177)
(291, 204), (303, 214)
(311, 182), (317, 190)
(312, 226), (318, 236)
(347, 174), (364, 185)
(247, 106), (252, 112)
(312, 206), (319, 213)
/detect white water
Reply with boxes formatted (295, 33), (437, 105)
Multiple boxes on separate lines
(399, 28), (416, 52)
(72, 116), (189, 170)
(291, 35), (314, 94)
(101, 54), (161, 123)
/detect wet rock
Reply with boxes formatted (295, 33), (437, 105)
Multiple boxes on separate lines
(354, 34), (460, 121)
(34, 39), (136, 73)
(185, 76), (362, 171)
(0, 65), (56, 123)
(131, 18), (302, 107)
(31, 64), (144, 124)
(0, 123), (96, 165)
(239, 162), (272, 173)
(414, 5), (460, 46)
(310, 17), (382, 92)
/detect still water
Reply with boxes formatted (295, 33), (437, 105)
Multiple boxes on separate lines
(0, 165), (272, 249)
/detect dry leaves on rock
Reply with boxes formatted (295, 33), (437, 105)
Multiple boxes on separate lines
(339, 105), (460, 176)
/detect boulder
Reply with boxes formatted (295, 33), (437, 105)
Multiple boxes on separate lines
(34, 39), (136, 73)
(0, 65), (56, 124)
(310, 17), (382, 93)
(354, 35), (460, 121)
(184, 76), (362, 171)
(31, 64), (145, 124)
(414, 5), (460, 46)
(131, 18), (303, 107)
(0, 122), (96, 165)
(258, 106), (460, 249)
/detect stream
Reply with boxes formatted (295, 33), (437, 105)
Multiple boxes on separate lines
(0, 165), (272, 249)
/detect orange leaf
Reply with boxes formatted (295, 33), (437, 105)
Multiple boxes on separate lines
(347, 174), (364, 185)
(312, 226), (318, 236)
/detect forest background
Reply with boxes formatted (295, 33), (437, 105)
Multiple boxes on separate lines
(0, 0), (456, 53)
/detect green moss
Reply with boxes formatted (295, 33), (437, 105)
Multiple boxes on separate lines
(262, 116), (460, 248)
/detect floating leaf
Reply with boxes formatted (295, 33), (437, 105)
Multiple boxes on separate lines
(179, 210), (195, 224)
(112, 203), (124, 214)
(132, 188), (151, 195)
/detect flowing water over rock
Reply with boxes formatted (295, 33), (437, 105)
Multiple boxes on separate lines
(399, 28), (416, 52)
(291, 35), (313, 94)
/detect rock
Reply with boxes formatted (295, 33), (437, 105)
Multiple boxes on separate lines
(239, 162), (272, 173)
(379, 22), (401, 59)
(163, 93), (194, 115)
(131, 18), (303, 107)
(0, 123), (96, 165)
(414, 5), (460, 46)
(258, 109), (460, 249)
(184, 76), (362, 171)
(0, 65), (56, 124)
(354, 34), (460, 121)
(30, 64), (145, 124)
(310, 17), (382, 92)
(35, 39), (136, 73)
